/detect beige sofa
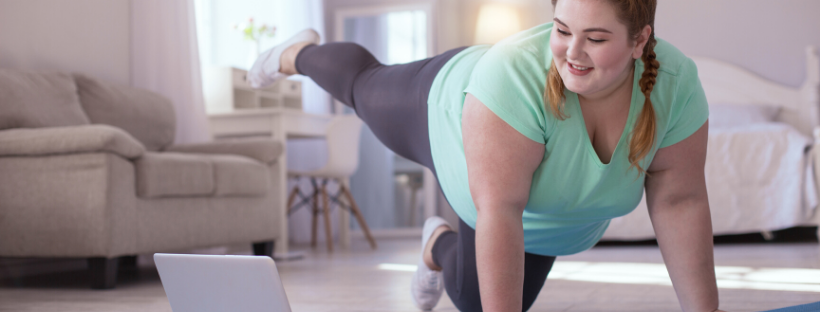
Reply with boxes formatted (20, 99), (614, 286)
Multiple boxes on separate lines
(0, 70), (285, 289)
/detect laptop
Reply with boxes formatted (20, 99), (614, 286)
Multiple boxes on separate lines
(154, 253), (292, 312)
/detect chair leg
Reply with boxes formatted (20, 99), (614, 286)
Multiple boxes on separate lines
(336, 178), (352, 249)
(321, 181), (334, 252)
(286, 185), (299, 215)
(340, 184), (377, 249)
(252, 241), (275, 258)
(88, 257), (118, 289)
(311, 183), (319, 248)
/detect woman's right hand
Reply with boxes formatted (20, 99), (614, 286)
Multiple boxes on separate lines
(462, 93), (545, 311)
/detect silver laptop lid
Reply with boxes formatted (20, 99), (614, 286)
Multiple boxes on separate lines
(154, 253), (292, 312)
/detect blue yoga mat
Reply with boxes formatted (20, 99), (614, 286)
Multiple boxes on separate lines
(762, 301), (820, 312)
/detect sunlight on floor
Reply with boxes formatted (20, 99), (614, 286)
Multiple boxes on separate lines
(378, 261), (820, 292)
(378, 263), (418, 272)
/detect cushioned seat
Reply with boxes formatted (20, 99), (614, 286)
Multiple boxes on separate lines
(209, 154), (270, 197)
(136, 152), (269, 198)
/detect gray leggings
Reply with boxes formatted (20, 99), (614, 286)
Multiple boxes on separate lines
(295, 42), (466, 176)
(295, 42), (556, 311)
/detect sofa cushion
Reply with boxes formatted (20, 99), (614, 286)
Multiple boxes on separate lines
(136, 152), (268, 198)
(74, 74), (176, 151)
(0, 70), (91, 130)
(210, 155), (269, 196)
(136, 152), (213, 198)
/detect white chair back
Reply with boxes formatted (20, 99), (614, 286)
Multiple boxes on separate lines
(314, 115), (363, 178)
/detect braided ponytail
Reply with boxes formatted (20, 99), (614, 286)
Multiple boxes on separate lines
(630, 37), (658, 174)
(546, 59), (568, 120)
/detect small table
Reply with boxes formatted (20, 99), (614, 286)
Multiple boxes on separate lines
(209, 108), (335, 256)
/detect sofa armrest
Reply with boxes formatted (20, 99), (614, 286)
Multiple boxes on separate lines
(0, 125), (146, 159)
(165, 138), (284, 164)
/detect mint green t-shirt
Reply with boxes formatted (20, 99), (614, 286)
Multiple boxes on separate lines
(427, 22), (709, 256)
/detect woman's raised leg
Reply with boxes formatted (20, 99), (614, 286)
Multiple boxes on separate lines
(293, 42), (467, 174)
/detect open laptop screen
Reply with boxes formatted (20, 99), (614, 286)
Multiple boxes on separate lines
(154, 253), (292, 312)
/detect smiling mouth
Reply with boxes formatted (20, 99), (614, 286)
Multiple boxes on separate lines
(566, 61), (593, 76)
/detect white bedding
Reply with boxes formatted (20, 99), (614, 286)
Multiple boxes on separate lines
(602, 122), (816, 240)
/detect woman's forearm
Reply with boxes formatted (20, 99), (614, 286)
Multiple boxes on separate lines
(650, 199), (719, 312)
(475, 208), (526, 312)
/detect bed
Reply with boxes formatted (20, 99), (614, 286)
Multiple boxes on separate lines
(602, 46), (820, 241)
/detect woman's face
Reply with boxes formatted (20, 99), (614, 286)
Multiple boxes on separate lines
(550, 0), (645, 99)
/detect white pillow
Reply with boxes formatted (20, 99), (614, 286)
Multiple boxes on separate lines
(708, 104), (781, 128)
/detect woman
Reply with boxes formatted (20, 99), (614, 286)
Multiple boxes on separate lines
(250, 0), (725, 311)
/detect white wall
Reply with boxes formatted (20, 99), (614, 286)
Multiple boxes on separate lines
(656, 0), (820, 88)
(0, 0), (131, 86)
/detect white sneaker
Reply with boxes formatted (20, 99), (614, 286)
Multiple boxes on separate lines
(247, 28), (320, 89)
(411, 216), (451, 311)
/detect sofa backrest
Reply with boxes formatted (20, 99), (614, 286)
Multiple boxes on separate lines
(0, 70), (91, 130)
(74, 74), (176, 151)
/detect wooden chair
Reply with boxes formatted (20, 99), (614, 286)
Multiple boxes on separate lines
(287, 115), (376, 251)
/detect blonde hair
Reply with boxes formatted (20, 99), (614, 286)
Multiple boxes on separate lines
(547, 0), (658, 174)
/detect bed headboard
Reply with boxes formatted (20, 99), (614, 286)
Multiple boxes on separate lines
(690, 46), (820, 137)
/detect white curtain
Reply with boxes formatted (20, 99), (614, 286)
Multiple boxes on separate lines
(131, 0), (210, 144)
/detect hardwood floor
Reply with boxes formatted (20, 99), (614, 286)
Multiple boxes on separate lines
(1, 239), (818, 311)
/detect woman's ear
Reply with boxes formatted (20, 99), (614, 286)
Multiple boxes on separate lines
(633, 25), (652, 59)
